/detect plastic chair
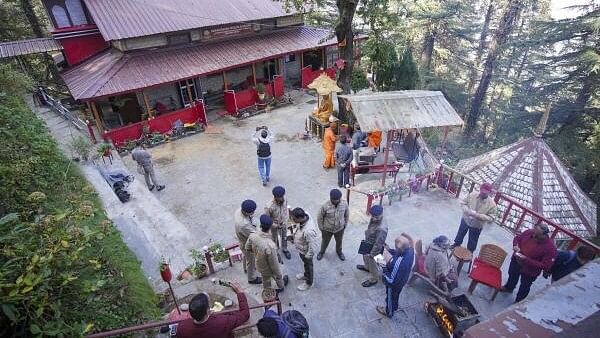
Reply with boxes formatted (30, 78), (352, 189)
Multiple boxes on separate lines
(468, 244), (507, 301)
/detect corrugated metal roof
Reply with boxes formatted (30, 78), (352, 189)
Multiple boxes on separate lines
(84, 0), (296, 41)
(62, 26), (336, 100)
(0, 38), (62, 58)
(339, 91), (464, 131)
(456, 137), (597, 238)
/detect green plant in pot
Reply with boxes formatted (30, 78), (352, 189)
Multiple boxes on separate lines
(208, 243), (230, 263)
(97, 142), (112, 157)
(188, 249), (208, 278)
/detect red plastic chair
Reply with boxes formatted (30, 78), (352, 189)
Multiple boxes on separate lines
(468, 244), (507, 301)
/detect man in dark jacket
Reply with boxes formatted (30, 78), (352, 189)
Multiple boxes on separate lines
(377, 233), (415, 318)
(356, 205), (388, 287)
(546, 246), (595, 282)
(334, 135), (353, 187)
(256, 309), (295, 338)
(500, 223), (557, 302)
(176, 281), (249, 338)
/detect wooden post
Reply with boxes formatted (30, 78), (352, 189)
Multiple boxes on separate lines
(89, 101), (104, 133)
(252, 63), (257, 86)
(142, 91), (152, 117)
(322, 48), (326, 68)
(300, 52), (304, 68)
(223, 71), (228, 91)
(381, 130), (392, 186)
(185, 82), (195, 107)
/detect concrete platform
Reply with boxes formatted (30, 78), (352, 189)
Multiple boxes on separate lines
(118, 92), (549, 337)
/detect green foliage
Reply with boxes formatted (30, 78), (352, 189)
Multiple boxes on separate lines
(395, 48), (419, 90)
(350, 67), (370, 92)
(0, 68), (159, 336)
(70, 136), (93, 161)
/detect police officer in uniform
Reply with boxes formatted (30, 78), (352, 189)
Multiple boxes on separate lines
(245, 215), (289, 292)
(235, 200), (262, 284)
(265, 186), (291, 260)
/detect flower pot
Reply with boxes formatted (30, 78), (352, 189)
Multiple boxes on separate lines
(103, 149), (111, 157)
(258, 93), (266, 101)
(160, 264), (172, 282)
(178, 269), (193, 280)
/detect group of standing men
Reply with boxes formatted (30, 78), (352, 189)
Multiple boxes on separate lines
(233, 185), (416, 319)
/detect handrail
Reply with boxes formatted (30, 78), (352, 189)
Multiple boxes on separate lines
(86, 300), (281, 338)
(38, 87), (87, 131)
(434, 164), (600, 254)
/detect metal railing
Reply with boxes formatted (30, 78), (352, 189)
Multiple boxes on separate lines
(86, 300), (282, 338)
(37, 87), (88, 131)
(434, 164), (600, 254)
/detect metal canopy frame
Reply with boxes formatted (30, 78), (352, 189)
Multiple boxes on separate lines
(339, 91), (464, 186)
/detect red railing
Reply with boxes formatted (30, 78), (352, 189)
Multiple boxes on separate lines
(223, 76), (286, 115)
(103, 101), (207, 148)
(86, 300), (282, 338)
(435, 164), (600, 254)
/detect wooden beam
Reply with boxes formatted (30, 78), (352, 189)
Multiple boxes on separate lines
(322, 48), (326, 68)
(300, 52), (304, 68)
(185, 82), (194, 107)
(381, 130), (392, 187)
(142, 91), (152, 117)
(223, 71), (228, 91)
(252, 63), (257, 86)
(89, 101), (104, 133)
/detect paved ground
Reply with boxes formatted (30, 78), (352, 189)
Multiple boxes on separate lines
(34, 92), (549, 337)
(117, 92), (548, 337)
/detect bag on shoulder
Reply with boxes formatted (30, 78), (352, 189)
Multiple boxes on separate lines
(282, 310), (309, 338)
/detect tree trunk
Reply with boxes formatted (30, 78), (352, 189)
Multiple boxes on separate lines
(335, 0), (358, 119)
(19, 0), (62, 85)
(464, 0), (523, 137)
(421, 30), (435, 72)
(467, 3), (495, 95)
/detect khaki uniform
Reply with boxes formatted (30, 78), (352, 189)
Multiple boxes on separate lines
(363, 218), (388, 283)
(245, 231), (285, 289)
(234, 208), (257, 281)
(317, 200), (349, 255)
(264, 199), (289, 251)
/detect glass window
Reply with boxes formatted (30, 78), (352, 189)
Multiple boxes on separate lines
(65, 0), (88, 25)
(51, 5), (71, 28)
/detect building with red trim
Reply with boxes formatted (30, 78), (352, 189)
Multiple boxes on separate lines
(3, 0), (364, 146)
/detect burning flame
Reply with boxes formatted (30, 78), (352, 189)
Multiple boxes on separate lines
(435, 304), (454, 337)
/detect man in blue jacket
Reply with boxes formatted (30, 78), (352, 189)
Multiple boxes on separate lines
(376, 233), (415, 318)
(545, 245), (595, 282)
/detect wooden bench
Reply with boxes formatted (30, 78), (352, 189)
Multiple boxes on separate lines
(350, 163), (403, 186)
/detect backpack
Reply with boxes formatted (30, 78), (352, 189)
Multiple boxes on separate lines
(544, 250), (576, 279)
(281, 310), (309, 337)
(257, 140), (271, 158)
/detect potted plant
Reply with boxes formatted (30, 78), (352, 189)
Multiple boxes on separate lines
(188, 249), (208, 278)
(256, 83), (266, 101)
(97, 142), (112, 157)
(208, 243), (230, 272)
(159, 257), (173, 283)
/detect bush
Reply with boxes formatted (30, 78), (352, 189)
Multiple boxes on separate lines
(0, 73), (159, 336)
(351, 68), (370, 93)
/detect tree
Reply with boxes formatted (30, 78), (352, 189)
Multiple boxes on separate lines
(464, 0), (524, 136)
(395, 47), (419, 89)
(466, 1), (495, 94)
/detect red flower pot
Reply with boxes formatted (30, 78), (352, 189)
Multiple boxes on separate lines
(160, 264), (172, 282)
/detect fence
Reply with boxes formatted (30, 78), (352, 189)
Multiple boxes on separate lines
(435, 164), (600, 254)
(86, 300), (282, 338)
(37, 87), (87, 131)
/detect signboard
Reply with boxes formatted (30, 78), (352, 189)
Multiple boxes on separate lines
(203, 24), (253, 40)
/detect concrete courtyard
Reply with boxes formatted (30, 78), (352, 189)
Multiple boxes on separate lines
(117, 92), (548, 337)
(33, 91), (549, 337)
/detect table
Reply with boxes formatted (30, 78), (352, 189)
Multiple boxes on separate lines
(452, 246), (473, 277)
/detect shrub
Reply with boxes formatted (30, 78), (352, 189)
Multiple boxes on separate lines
(0, 72), (159, 336)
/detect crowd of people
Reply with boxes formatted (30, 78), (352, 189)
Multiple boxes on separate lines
(161, 124), (596, 338)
